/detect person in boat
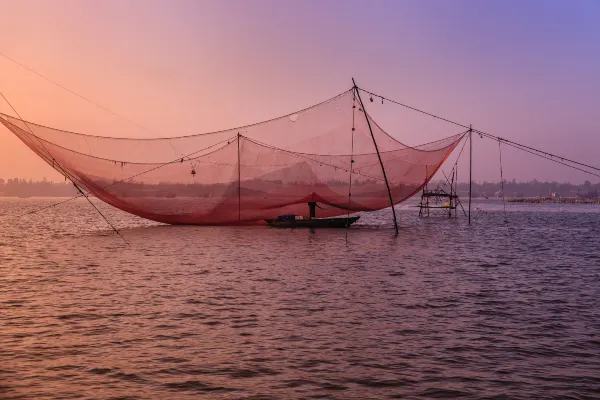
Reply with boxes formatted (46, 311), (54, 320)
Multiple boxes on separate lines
(308, 201), (316, 220)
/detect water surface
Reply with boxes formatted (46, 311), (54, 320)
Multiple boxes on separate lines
(1, 198), (599, 399)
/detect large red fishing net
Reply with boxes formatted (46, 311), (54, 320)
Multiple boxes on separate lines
(0, 89), (464, 224)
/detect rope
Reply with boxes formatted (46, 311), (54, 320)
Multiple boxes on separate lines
(441, 133), (469, 184)
(357, 87), (600, 177)
(0, 51), (182, 159)
(358, 87), (468, 129)
(3, 135), (237, 221)
(0, 50), (353, 142)
(480, 132), (600, 179)
(241, 136), (389, 184)
(441, 169), (467, 217)
(0, 90), (130, 246)
(478, 131), (600, 173)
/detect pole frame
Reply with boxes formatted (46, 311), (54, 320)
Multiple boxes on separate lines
(237, 132), (241, 221)
(468, 125), (473, 225)
(353, 78), (399, 235)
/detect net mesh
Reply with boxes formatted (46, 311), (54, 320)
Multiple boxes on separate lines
(0, 89), (464, 224)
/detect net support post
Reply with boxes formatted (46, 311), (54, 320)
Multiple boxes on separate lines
(468, 125), (473, 225)
(353, 78), (399, 235)
(237, 133), (242, 222)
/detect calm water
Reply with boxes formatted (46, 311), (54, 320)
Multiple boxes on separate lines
(1, 198), (599, 399)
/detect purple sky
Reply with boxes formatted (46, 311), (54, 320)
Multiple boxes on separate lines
(1, 0), (599, 183)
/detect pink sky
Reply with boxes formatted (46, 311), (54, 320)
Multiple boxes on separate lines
(1, 0), (599, 183)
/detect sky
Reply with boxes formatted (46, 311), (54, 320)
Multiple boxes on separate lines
(0, 0), (599, 183)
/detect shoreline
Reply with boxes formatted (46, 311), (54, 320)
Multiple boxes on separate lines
(508, 197), (600, 204)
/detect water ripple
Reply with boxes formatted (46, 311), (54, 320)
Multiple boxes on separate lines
(1, 198), (599, 398)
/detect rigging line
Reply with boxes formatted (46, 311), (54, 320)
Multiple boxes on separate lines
(0, 51), (353, 141)
(73, 183), (130, 246)
(356, 131), (469, 171)
(477, 131), (600, 172)
(358, 86), (600, 173)
(0, 90), (129, 246)
(440, 168), (467, 216)
(0, 111), (233, 142)
(17, 194), (85, 217)
(0, 115), (235, 165)
(498, 140), (508, 223)
(0, 51), (182, 158)
(364, 111), (467, 152)
(358, 87), (468, 129)
(479, 133), (600, 179)
(441, 133), (469, 184)
(444, 173), (468, 218)
(242, 135), (388, 184)
(3, 134), (238, 221)
(453, 133), (470, 168)
(0, 52), (161, 136)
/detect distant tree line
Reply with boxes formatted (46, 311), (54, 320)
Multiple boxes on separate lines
(1, 177), (599, 199)
(0, 178), (78, 197)
(451, 179), (600, 199)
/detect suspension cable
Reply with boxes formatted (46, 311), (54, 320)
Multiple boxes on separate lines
(357, 87), (600, 177)
(0, 91), (130, 246)
(0, 51), (184, 158)
(3, 135), (237, 220)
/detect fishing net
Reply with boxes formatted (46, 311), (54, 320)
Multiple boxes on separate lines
(0, 89), (465, 224)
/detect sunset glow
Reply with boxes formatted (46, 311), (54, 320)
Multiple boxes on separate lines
(1, 0), (599, 182)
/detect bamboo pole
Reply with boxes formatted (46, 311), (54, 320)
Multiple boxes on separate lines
(237, 133), (241, 221)
(353, 78), (398, 235)
(468, 125), (473, 225)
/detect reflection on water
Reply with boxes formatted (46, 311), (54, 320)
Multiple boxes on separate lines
(1, 198), (599, 399)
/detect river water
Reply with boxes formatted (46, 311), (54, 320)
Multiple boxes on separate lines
(1, 198), (599, 399)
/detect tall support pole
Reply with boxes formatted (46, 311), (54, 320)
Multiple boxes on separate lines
(468, 125), (473, 225)
(237, 133), (241, 221)
(449, 168), (454, 218)
(353, 78), (398, 235)
(454, 167), (458, 217)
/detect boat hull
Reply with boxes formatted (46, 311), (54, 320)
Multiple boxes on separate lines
(265, 216), (360, 228)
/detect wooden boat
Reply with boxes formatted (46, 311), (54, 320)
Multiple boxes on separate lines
(266, 215), (359, 228)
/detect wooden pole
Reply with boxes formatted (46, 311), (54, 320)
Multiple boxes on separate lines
(237, 133), (241, 221)
(353, 78), (399, 235)
(449, 168), (454, 218)
(468, 125), (473, 225)
(454, 167), (458, 217)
